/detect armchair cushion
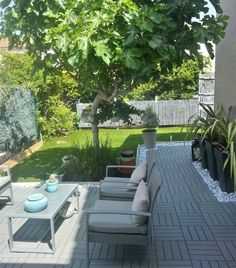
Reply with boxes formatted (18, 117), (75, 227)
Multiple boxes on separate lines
(89, 200), (148, 234)
(103, 177), (130, 183)
(132, 180), (150, 226)
(130, 163), (146, 183)
(100, 181), (137, 199)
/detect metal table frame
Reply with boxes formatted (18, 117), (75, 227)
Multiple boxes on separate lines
(7, 183), (79, 254)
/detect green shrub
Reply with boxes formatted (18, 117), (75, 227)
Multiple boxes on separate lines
(58, 137), (113, 181)
(39, 95), (77, 139)
(141, 106), (159, 130)
(0, 88), (39, 152)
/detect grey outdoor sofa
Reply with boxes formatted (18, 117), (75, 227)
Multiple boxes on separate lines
(86, 162), (161, 267)
(0, 165), (14, 204)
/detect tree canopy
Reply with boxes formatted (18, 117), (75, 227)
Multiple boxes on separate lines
(128, 59), (203, 100)
(0, 0), (228, 144)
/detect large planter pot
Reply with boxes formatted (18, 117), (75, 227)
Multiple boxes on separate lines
(213, 145), (234, 193)
(199, 139), (208, 169)
(205, 140), (219, 181)
(142, 130), (156, 149)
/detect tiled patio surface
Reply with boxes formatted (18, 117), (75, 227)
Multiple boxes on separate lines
(1, 144), (236, 267)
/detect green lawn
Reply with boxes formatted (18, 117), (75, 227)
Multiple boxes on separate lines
(12, 127), (188, 182)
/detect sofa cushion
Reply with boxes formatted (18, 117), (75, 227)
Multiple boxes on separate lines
(103, 177), (130, 183)
(100, 181), (137, 199)
(132, 180), (150, 226)
(89, 200), (147, 234)
(130, 163), (147, 183)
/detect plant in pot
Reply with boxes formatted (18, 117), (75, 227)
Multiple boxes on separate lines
(185, 103), (216, 169)
(141, 105), (159, 149)
(187, 103), (236, 192)
(203, 105), (236, 193)
(46, 173), (59, 192)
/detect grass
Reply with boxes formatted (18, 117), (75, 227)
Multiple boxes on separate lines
(11, 127), (188, 182)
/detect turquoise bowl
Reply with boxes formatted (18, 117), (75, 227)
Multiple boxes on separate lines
(46, 179), (59, 192)
(24, 193), (48, 212)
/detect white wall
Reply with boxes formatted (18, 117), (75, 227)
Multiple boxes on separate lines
(215, 0), (236, 111)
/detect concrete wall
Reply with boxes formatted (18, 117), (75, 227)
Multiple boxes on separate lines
(215, 0), (236, 111)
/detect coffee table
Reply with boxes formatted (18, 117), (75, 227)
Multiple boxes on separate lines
(8, 183), (79, 253)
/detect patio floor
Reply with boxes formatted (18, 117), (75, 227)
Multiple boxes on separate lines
(1, 144), (236, 267)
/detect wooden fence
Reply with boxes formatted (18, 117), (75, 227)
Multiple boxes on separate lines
(77, 99), (199, 127)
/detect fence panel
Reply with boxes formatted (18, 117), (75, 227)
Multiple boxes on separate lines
(77, 99), (199, 127)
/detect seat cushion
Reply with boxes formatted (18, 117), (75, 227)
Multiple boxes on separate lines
(89, 200), (147, 234)
(0, 176), (11, 189)
(100, 181), (137, 199)
(130, 163), (147, 183)
(132, 180), (150, 226)
(103, 177), (130, 183)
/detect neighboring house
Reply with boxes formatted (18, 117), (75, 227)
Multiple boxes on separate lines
(0, 38), (9, 50)
(215, 0), (236, 112)
(0, 38), (25, 53)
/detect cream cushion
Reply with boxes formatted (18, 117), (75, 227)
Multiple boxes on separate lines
(130, 163), (147, 183)
(132, 180), (150, 226)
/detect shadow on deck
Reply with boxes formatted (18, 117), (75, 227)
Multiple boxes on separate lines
(1, 145), (236, 267)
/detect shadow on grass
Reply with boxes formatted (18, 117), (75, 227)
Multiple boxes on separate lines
(120, 131), (188, 151)
(11, 147), (76, 182)
(12, 130), (188, 182)
(12, 146), (118, 182)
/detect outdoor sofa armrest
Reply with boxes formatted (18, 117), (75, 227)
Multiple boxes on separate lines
(99, 180), (139, 188)
(99, 184), (138, 191)
(87, 209), (151, 218)
(106, 165), (136, 176)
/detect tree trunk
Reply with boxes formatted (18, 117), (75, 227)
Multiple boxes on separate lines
(91, 94), (102, 147)
(91, 83), (119, 147)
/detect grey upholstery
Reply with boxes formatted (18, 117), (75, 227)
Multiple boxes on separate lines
(89, 200), (147, 234)
(86, 157), (161, 267)
(103, 176), (130, 183)
(99, 150), (157, 200)
(0, 165), (14, 204)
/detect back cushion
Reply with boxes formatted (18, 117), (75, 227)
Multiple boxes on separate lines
(132, 180), (150, 226)
(130, 163), (147, 183)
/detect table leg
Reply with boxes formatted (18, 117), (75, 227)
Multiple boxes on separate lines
(50, 218), (56, 253)
(8, 217), (13, 251)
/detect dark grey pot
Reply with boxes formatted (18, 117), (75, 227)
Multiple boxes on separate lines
(205, 140), (219, 181)
(213, 145), (234, 193)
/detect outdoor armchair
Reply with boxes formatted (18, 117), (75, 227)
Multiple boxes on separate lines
(0, 165), (14, 204)
(86, 164), (161, 267)
(99, 150), (157, 200)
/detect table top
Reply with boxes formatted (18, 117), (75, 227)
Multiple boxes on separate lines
(8, 183), (78, 219)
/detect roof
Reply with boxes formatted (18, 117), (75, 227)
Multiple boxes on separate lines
(0, 38), (9, 49)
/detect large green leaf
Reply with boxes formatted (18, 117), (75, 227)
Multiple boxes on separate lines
(93, 40), (112, 65)
(77, 36), (89, 58)
(121, 49), (142, 69)
(148, 36), (162, 49)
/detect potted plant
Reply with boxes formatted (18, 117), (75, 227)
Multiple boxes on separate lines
(58, 157), (79, 181)
(46, 173), (59, 192)
(186, 103), (236, 192)
(141, 105), (159, 149)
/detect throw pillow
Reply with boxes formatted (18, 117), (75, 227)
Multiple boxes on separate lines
(132, 180), (150, 225)
(130, 163), (147, 183)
